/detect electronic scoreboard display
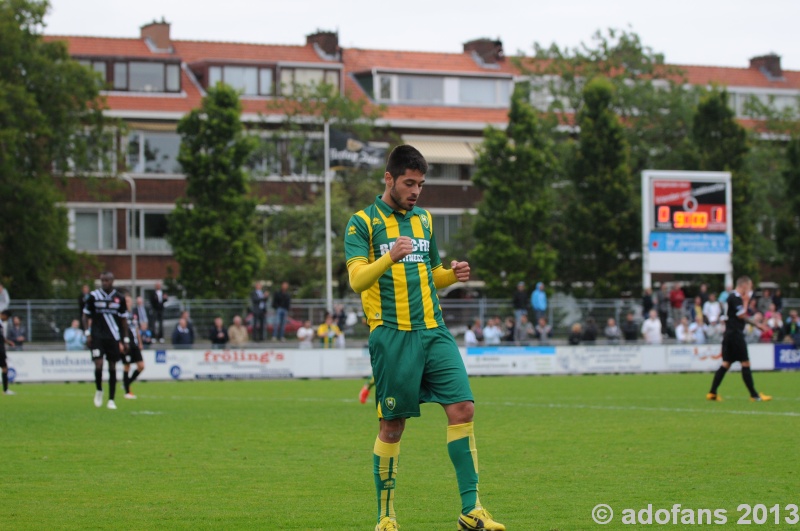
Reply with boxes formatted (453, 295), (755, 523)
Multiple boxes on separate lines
(652, 180), (728, 232)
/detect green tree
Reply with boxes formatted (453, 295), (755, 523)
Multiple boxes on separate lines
(523, 28), (699, 175)
(689, 88), (755, 279)
(167, 84), (264, 298)
(567, 77), (639, 297)
(777, 137), (800, 279)
(0, 0), (112, 297)
(260, 82), (387, 297)
(471, 83), (558, 297)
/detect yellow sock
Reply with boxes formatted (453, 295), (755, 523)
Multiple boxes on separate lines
(373, 437), (400, 522)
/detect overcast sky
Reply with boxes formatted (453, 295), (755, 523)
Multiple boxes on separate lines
(45, 0), (800, 70)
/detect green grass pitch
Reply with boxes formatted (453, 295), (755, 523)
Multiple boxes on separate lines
(1, 371), (798, 530)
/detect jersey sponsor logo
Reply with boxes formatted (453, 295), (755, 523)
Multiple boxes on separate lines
(378, 239), (430, 263)
(384, 397), (396, 410)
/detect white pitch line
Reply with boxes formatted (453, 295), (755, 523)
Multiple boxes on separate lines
(481, 400), (800, 417)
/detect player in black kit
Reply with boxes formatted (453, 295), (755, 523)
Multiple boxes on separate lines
(122, 293), (145, 400)
(82, 272), (129, 410)
(707, 276), (772, 402)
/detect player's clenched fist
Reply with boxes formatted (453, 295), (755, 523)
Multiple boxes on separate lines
(451, 260), (470, 282)
(390, 236), (414, 262)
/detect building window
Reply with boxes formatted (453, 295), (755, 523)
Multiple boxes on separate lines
(127, 131), (182, 174)
(279, 68), (339, 96)
(77, 59), (108, 82)
(379, 76), (392, 100)
(74, 210), (115, 251)
(398, 75), (444, 104)
(459, 78), (511, 106)
(431, 213), (463, 247)
(131, 211), (171, 252)
(427, 163), (461, 180)
(246, 135), (324, 176)
(110, 61), (181, 93)
(208, 65), (274, 96)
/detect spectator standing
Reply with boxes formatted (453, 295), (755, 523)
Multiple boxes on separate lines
(531, 282), (547, 322)
(149, 281), (168, 343)
(272, 281), (291, 341)
(464, 323), (479, 347)
(655, 284), (670, 333)
(208, 317), (229, 348)
(757, 289), (772, 316)
(703, 293), (723, 327)
(250, 281), (268, 341)
(134, 296), (149, 327)
(316, 312), (341, 348)
(64, 319), (86, 351)
(228, 315), (249, 347)
(1, 310), (15, 395)
(7, 316), (26, 350)
(512, 281), (528, 325)
(604, 318), (621, 343)
(621, 313), (639, 342)
(0, 283), (9, 314)
(471, 318), (484, 344)
(535, 317), (552, 343)
(669, 283), (686, 327)
(78, 284), (91, 325)
(698, 283), (710, 305)
(297, 320), (315, 349)
(641, 288), (654, 317)
(772, 289), (784, 313)
(641, 309), (663, 344)
(171, 317), (194, 348)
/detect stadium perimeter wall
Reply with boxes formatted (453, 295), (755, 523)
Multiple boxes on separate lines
(6, 344), (798, 384)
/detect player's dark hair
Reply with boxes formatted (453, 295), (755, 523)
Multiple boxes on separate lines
(385, 145), (428, 179)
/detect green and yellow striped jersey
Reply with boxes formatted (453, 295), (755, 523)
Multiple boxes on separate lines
(345, 196), (445, 331)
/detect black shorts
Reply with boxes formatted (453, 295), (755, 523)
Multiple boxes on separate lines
(0, 347), (6, 368)
(91, 337), (121, 363)
(721, 334), (749, 363)
(124, 343), (143, 364)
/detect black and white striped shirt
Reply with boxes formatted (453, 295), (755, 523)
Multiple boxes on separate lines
(83, 289), (127, 341)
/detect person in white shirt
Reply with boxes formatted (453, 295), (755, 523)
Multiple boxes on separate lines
(296, 320), (315, 349)
(702, 293), (722, 326)
(464, 323), (479, 347)
(674, 316), (691, 343)
(640, 309), (663, 344)
(688, 314), (709, 344)
(482, 317), (503, 345)
(0, 283), (9, 314)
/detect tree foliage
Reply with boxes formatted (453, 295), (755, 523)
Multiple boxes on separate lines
(0, 0), (112, 297)
(167, 84), (264, 298)
(471, 83), (558, 297)
(260, 83), (387, 298)
(567, 77), (639, 296)
(688, 88), (755, 279)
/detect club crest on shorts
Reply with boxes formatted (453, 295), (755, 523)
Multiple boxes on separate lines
(385, 397), (396, 410)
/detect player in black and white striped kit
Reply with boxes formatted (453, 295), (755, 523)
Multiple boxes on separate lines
(82, 272), (129, 410)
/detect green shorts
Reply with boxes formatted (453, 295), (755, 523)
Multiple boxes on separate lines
(368, 325), (473, 420)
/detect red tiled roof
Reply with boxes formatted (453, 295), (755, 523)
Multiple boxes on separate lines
(46, 34), (800, 124)
(344, 47), (516, 76)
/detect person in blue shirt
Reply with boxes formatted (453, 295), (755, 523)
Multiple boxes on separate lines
(64, 319), (87, 351)
(531, 282), (548, 322)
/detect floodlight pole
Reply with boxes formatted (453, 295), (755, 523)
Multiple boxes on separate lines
(324, 120), (333, 313)
(119, 173), (137, 297)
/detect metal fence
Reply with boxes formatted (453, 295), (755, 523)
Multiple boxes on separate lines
(6, 296), (800, 347)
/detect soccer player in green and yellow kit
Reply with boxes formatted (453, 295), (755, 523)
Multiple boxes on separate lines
(345, 145), (505, 531)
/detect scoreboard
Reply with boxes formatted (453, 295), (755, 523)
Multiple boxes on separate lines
(641, 170), (733, 288)
(652, 180), (727, 232)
